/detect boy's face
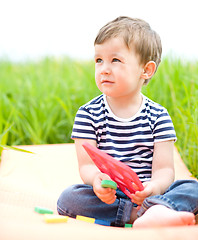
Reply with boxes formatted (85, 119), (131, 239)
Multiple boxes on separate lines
(94, 37), (145, 99)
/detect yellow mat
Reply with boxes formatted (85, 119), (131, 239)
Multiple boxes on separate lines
(0, 144), (197, 240)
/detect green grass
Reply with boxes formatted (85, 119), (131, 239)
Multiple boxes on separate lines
(143, 58), (198, 178)
(0, 56), (197, 178)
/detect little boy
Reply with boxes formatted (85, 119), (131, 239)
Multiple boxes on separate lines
(57, 16), (198, 227)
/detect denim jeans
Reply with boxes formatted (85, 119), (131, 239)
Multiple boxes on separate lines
(57, 179), (198, 227)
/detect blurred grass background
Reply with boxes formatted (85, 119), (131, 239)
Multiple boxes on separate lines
(0, 57), (197, 178)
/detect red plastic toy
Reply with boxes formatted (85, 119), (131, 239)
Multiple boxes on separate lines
(82, 142), (144, 199)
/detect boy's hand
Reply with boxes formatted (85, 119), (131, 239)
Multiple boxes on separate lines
(131, 181), (156, 206)
(93, 173), (117, 204)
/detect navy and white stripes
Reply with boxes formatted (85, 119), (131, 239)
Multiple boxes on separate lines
(71, 94), (177, 182)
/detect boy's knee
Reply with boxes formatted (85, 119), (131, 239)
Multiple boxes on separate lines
(57, 184), (93, 217)
(187, 180), (198, 194)
(57, 184), (81, 216)
(172, 179), (198, 194)
(180, 179), (198, 188)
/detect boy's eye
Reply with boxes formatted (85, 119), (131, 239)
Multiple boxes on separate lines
(95, 58), (103, 63)
(112, 58), (121, 62)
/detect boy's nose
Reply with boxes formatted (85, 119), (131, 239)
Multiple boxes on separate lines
(101, 63), (111, 75)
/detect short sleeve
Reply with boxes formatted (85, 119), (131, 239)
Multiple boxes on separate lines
(71, 106), (96, 140)
(153, 109), (177, 143)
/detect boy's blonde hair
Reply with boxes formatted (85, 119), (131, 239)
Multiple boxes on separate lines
(94, 16), (162, 84)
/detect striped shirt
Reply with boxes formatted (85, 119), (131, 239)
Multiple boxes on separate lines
(71, 94), (177, 182)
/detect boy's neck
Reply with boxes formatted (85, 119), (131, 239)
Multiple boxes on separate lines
(105, 92), (143, 119)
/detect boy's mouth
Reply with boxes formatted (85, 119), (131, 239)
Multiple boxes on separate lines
(101, 79), (114, 84)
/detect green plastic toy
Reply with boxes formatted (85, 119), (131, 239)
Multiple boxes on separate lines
(101, 179), (117, 190)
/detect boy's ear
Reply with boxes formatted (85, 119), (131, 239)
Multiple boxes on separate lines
(141, 61), (156, 80)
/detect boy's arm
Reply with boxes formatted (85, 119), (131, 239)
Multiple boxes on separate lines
(74, 138), (117, 204)
(74, 138), (99, 185)
(131, 140), (175, 205)
(150, 140), (175, 194)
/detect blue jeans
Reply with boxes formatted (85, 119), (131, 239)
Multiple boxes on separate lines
(57, 180), (198, 227)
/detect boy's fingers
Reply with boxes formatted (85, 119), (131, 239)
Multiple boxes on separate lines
(141, 186), (153, 197)
(132, 182), (139, 191)
(97, 186), (113, 194)
(102, 193), (117, 204)
(131, 193), (142, 202)
(96, 187), (116, 196)
(97, 190), (117, 204)
(100, 173), (112, 181)
(106, 196), (117, 204)
(131, 186), (153, 205)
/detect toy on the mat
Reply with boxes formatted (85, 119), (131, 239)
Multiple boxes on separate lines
(77, 215), (111, 226)
(76, 215), (95, 223)
(44, 214), (69, 223)
(34, 206), (54, 214)
(34, 205), (112, 226)
(82, 142), (144, 199)
(95, 219), (111, 226)
(125, 223), (133, 228)
(101, 179), (117, 190)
